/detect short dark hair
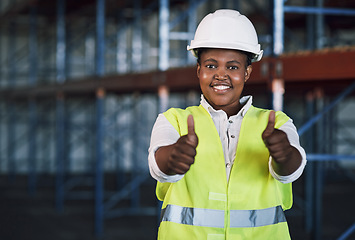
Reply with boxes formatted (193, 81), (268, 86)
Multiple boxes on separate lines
(196, 48), (253, 68)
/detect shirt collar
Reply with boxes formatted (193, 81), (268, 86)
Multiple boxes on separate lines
(200, 95), (253, 118)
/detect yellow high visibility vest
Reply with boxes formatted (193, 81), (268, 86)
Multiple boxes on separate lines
(157, 105), (293, 240)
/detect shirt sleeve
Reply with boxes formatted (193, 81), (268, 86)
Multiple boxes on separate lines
(268, 118), (307, 184)
(148, 113), (185, 183)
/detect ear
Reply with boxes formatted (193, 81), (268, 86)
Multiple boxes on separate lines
(196, 63), (201, 78)
(244, 65), (252, 83)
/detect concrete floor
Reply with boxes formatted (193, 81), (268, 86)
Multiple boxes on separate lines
(0, 174), (354, 240)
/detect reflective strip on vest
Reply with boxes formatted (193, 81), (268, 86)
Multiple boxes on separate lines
(161, 204), (286, 228)
(161, 204), (225, 228)
(230, 205), (286, 228)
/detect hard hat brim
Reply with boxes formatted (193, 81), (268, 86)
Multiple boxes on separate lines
(187, 42), (263, 62)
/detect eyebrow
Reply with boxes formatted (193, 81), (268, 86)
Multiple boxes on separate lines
(227, 60), (242, 65)
(203, 58), (217, 64)
(203, 58), (241, 65)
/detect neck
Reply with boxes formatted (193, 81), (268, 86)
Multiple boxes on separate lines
(208, 102), (242, 118)
(222, 104), (242, 118)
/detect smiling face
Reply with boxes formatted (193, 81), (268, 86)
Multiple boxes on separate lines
(197, 48), (253, 117)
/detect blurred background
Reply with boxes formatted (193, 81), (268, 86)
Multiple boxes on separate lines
(0, 0), (354, 239)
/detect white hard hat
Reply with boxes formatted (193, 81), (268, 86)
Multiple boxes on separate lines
(187, 9), (263, 62)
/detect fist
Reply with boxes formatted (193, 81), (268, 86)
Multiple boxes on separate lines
(262, 111), (293, 164)
(167, 115), (199, 174)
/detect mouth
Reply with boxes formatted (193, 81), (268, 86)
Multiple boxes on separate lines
(211, 84), (232, 92)
(213, 85), (230, 90)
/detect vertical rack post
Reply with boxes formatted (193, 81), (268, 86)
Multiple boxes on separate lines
(304, 91), (315, 234)
(94, 0), (105, 237)
(0, 1), (2, 170)
(187, 0), (197, 64)
(95, 88), (105, 237)
(56, 0), (66, 84)
(8, 20), (16, 88)
(272, 0), (285, 111)
(131, 93), (140, 209)
(55, 92), (65, 212)
(29, 6), (38, 86)
(316, 0), (324, 49)
(132, 0), (142, 71)
(95, 0), (105, 77)
(273, 0), (284, 56)
(306, 0), (316, 50)
(159, 0), (169, 71)
(313, 88), (324, 240)
(7, 19), (16, 181)
(28, 5), (38, 196)
(28, 97), (37, 196)
(6, 99), (15, 182)
(55, 0), (66, 212)
(158, 85), (169, 114)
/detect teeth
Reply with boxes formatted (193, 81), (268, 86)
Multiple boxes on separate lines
(213, 85), (230, 90)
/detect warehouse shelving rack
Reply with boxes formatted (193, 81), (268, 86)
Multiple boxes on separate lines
(0, 0), (355, 239)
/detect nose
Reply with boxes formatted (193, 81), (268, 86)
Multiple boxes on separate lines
(214, 69), (227, 80)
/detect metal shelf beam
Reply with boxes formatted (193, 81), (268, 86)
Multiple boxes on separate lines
(284, 6), (355, 16)
(1, 49), (354, 99)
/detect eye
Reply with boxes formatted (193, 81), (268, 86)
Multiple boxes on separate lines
(206, 64), (217, 69)
(228, 66), (239, 70)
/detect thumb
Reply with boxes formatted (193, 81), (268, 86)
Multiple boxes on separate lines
(262, 111), (275, 140)
(187, 115), (198, 146)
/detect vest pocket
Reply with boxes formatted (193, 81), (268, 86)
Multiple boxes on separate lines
(209, 192), (227, 201)
(207, 234), (225, 240)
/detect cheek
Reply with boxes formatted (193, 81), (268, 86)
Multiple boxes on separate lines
(198, 71), (211, 85)
(200, 71), (210, 80)
(231, 74), (246, 85)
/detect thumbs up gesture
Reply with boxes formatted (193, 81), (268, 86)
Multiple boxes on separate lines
(262, 111), (304, 176)
(167, 115), (199, 174)
(155, 115), (199, 175)
(262, 111), (293, 165)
